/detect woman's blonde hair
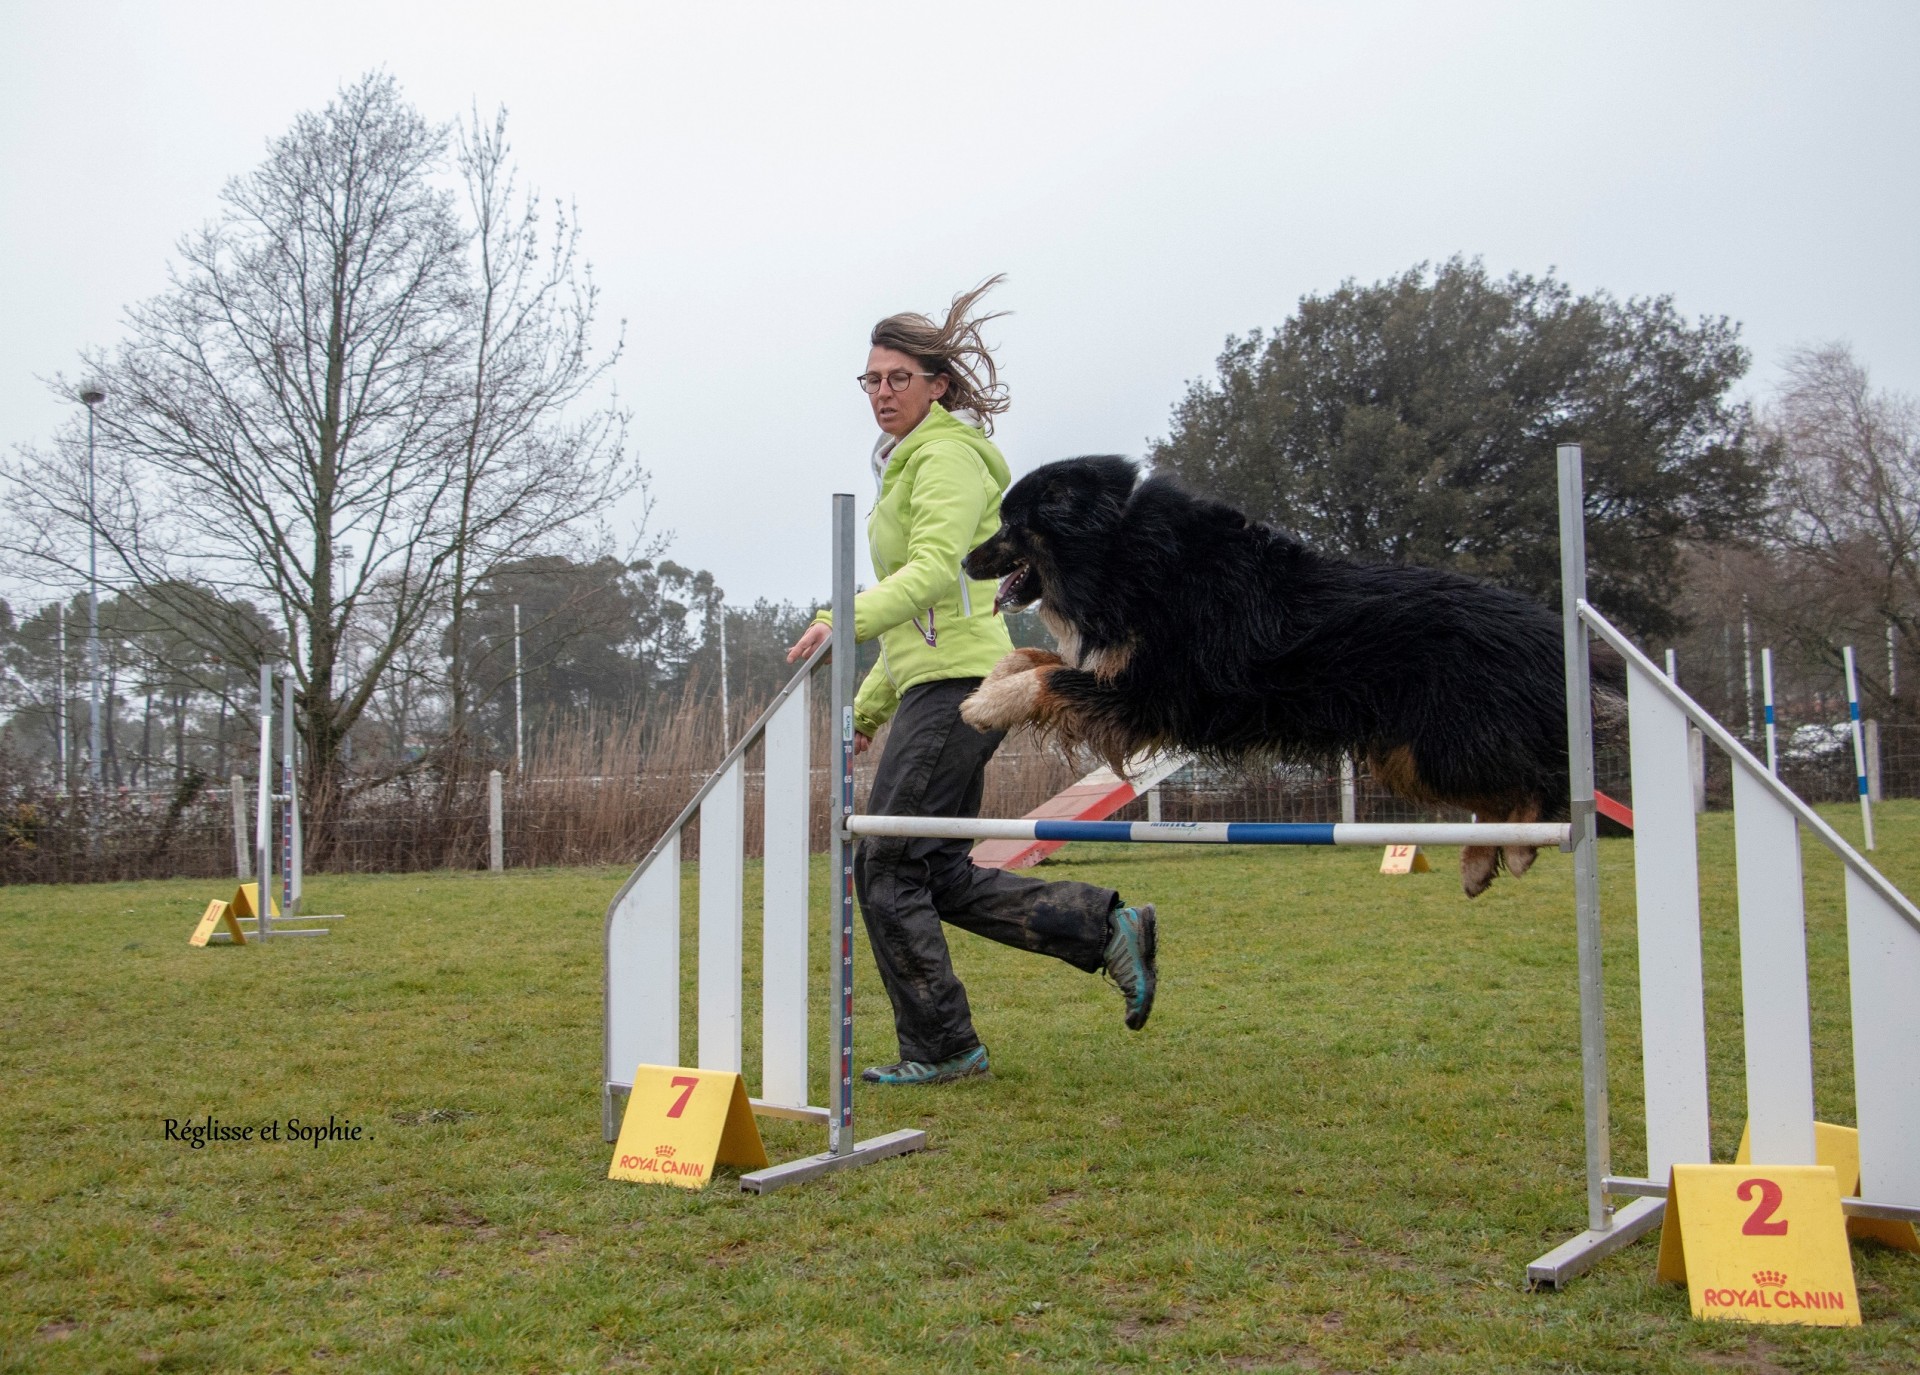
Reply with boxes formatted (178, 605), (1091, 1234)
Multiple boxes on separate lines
(871, 275), (1011, 433)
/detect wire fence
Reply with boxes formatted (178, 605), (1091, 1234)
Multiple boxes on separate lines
(2, 720), (1906, 886)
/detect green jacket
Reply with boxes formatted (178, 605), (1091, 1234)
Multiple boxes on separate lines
(815, 404), (1014, 736)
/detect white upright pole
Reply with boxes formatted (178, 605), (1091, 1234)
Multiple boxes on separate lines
(1742, 606), (1756, 740)
(1761, 647), (1778, 776)
(56, 604), (67, 790)
(719, 608), (731, 751)
(232, 774), (250, 878)
(513, 603), (524, 773)
(82, 389), (103, 801)
(1844, 645), (1875, 851)
(255, 664), (273, 938)
(488, 769), (504, 872)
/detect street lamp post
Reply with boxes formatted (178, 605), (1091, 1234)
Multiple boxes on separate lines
(79, 382), (106, 801)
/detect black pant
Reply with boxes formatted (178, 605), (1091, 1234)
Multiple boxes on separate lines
(854, 677), (1119, 1064)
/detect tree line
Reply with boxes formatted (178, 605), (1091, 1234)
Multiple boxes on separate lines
(5, 78), (1916, 843)
(1149, 258), (1920, 739)
(0, 75), (810, 821)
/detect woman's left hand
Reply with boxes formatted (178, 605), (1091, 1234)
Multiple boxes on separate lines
(786, 621), (831, 663)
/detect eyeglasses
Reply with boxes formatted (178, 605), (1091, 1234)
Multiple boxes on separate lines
(857, 369), (936, 394)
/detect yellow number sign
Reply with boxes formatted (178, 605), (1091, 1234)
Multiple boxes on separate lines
(188, 900), (247, 947)
(1736, 1120), (1920, 1253)
(229, 882), (278, 919)
(1379, 844), (1430, 874)
(608, 1064), (769, 1190)
(1657, 1163), (1860, 1326)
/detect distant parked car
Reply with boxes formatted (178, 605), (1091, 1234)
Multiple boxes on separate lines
(1780, 723), (1850, 764)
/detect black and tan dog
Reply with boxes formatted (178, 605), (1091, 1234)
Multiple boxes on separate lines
(959, 455), (1624, 896)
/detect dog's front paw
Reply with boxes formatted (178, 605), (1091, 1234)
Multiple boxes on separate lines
(962, 667), (1047, 732)
(984, 647), (1062, 683)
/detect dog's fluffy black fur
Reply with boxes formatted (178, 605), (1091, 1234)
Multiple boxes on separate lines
(959, 455), (1625, 896)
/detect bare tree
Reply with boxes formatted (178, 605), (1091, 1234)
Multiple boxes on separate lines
(1768, 343), (1920, 682)
(2, 75), (639, 827)
(438, 105), (641, 754)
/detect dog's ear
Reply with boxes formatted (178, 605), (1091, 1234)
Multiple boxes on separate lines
(1038, 477), (1078, 517)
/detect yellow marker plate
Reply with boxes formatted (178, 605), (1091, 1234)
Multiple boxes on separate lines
(1657, 1163), (1860, 1326)
(1736, 1120), (1920, 1253)
(188, 900), (246, 947)
(229, 882), (279, 919)
(1379, 844), (1430, 874)
(608, 1065), (769, 1190)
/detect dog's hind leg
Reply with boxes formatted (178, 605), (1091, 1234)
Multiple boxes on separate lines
(1500, 799), (1543, 879)
(1460, 845), (1499, 899)
(1459, 799), (1546, 897)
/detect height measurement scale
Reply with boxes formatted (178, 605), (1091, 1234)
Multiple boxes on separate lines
(830, 493), (857, 1156)
(281, 673), (298, 917)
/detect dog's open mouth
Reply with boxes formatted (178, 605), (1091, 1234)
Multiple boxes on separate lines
(993, 561), (1043, 614)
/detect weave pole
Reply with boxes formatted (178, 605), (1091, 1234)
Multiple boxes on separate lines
(1844, 645), (1875, 851)
(1762, 646), (1778, 776)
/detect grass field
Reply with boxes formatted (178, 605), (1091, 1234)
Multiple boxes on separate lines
(3, 804), (1918, 1373)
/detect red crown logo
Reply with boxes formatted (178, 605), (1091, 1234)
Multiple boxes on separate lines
(654, 1144), (676, 1158)
(1753, 1269), (1786, 1287)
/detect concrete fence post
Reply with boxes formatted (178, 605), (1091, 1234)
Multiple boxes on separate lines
(489, 769), (505, 872)
(1866, 719), (1883, 803)
(1146, 786), (1162, 823)
(1339, 756), (1358, 824)
(1688, 727), (1707, 814)
(231, 775), (250, 878)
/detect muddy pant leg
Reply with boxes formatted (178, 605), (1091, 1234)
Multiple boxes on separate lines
(855, 679), (1119, 1064)
(855, 680), (987, 1065)
(914, 679), (1116, 969)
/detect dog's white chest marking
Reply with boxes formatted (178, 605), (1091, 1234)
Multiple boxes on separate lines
(1039, 605), (1081, 665)
(1038, 604), (1130, 679)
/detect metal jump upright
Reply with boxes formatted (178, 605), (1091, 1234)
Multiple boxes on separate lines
(231, 662), (333, 942)
(600, 494), (925, 1191)
(1527, 443), (1920, 1286)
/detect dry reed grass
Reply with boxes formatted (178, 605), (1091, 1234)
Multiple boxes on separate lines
(11, 655), (1901, 887)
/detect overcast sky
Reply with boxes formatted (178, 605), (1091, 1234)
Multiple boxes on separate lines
(4, 2), (1917, 608)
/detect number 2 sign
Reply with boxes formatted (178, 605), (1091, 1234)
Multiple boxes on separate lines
(1656, 1163), (1860, 1326)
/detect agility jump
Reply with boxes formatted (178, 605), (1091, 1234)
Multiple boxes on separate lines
(850, 817), (1568, 848)
(603, 444), (1920, 1282)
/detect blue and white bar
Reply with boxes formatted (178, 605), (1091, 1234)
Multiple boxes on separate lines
(847, 816), (1571, 848)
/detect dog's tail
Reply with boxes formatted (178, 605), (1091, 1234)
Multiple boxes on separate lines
(1590, 643), (1629, 749)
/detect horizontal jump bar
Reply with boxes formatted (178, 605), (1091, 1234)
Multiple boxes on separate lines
(846, 817), (1571, 847)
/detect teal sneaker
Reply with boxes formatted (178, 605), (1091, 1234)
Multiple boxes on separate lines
(1104, 903), (1158, 1030)
(860, 1044), (991, 1085)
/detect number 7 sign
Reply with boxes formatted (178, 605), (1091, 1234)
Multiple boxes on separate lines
(1656, 1163), (1859, 1326)
(608, 1064), (769, 1190)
